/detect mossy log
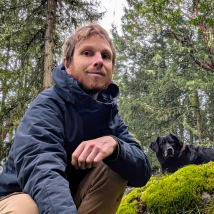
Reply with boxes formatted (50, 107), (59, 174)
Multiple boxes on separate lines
(117, 162), (214, 214)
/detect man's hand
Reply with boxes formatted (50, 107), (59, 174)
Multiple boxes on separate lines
(71, 136), (118, 170)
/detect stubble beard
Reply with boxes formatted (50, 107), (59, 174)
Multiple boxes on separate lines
(78, 75), (112, 96)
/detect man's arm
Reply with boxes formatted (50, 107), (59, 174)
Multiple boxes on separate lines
(13, 95), (78, 214)
(71, 112), (151, 187)
(103, 113), (151, 187)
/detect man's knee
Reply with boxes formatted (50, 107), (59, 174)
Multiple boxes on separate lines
(0, 193), (39, 214)
(95, 161), (128, 197)
(93, 161), (127, 187)
(74, 161), (128, 214)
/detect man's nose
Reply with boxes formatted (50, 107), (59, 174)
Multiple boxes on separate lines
(93, 53), (103, 68)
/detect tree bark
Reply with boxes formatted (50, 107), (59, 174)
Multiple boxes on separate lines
(186, 94), (194, 144)
(0, 43), (10, 141)
(189, 132), (194, 144)
(43, 0), (57, 89)
(194, 90), (203, 144)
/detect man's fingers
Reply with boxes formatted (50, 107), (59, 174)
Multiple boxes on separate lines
(77, 146), (95, 169)
(93, 152), (106, 167)
(78, 146), (100, 169)
(85, 149), (99, 169)
(72, 142), (96, 170)
(71, 144), (85, 169)
(71, 136), (117, 170)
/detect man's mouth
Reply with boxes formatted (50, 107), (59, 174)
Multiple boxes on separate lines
(86, 71), (104, 77)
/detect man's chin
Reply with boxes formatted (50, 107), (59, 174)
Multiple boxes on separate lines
(78, 82), (109, 96)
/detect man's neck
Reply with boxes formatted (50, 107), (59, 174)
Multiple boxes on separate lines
(88, 92), (99, 100)
(77, 83), (100, 100)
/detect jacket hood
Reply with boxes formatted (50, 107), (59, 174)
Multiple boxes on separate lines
(52, 64), (119, 138)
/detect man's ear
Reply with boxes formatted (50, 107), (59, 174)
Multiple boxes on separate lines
(63, 58), (71, 74)
(150, 137), (159, 153)
(170, 133), (183, 147)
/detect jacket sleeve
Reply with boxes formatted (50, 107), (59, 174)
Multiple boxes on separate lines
(13, 95), (78, 214)
(104, 113), (151, 187)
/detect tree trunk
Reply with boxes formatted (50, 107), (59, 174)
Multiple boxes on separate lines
(43, 0), (57, 90)
(194, 90), (203, 144)
(189, 131), (194, 144)
(0, 43), (10, 136)
(186, 94), (194, 144)
(179, 124), (184, 141)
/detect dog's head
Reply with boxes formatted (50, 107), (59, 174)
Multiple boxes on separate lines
(150, 133), (183, 159)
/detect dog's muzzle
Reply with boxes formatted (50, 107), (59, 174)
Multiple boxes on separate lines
(164, 147), (174, 158)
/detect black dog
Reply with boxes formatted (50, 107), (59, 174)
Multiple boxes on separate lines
(150, 133), (214, 173)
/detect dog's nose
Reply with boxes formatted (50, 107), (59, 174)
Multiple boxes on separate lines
(167, 148), (173, 156)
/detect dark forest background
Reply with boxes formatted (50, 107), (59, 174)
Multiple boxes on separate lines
(1, 0), (214, 173)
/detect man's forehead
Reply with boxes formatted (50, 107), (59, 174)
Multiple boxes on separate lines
(76, 35), (111, 49)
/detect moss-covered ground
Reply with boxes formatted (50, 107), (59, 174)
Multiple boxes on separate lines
(116, 161), (214, 214)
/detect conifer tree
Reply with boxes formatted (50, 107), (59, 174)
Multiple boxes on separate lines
(0, 0), (104, 163)
(112, 0), (214, 172)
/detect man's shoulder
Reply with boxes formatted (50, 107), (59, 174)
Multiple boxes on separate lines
(30, 87), (67, 110)
(36, 87), (64, 103)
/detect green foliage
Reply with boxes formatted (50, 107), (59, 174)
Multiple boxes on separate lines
(117, 162), (214, 214)
(112, 0), (214, 173)
(0, 0), (104, 163)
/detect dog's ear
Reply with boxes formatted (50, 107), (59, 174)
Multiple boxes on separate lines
(170, 133), (183, 147)
(150, 137), (160, 153)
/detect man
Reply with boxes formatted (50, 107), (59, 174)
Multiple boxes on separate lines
(0, 24), (151, 214)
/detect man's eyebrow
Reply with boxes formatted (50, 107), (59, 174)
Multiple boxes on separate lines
(77, 44), (93, 49)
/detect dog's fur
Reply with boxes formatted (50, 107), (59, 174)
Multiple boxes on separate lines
(150, 133), (214, 173)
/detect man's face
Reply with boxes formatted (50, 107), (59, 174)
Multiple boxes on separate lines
(65, 35), (114, 95)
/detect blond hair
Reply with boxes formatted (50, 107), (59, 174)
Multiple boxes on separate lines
(62, 23), (116, 66)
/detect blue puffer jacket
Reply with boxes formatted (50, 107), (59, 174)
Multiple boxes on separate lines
(0, 64), (151, 214)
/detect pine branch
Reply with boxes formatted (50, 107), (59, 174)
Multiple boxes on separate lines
(199, 22), (214, 67)
(195, 60), (214, 70)
(176, 1), (194, 20)
(169, 29), (214, 71)
(23, 0), (47, 23)
(195, 0), (199, 17)
(26, 25), (46, 51)
(0, 97), (32, 122)
(0, 2), (32, 12)
(1, 123), (13, 141)
(199, 22), (209, 51)
(169, 29), (198, 53)
(211, 27), (214, 67)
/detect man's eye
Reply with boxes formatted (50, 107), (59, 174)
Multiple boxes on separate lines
(102, 53), (110, 59)
(83, 51), (91, 56)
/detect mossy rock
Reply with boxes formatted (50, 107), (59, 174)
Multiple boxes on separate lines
(117, 161), (214, 214)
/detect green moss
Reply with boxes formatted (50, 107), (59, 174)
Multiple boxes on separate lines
(142, 165), (206, 213)
(116, 176), (162, 214)
(209, 196), (214, 213)
(117, 162), (214, 214)
(116, 188), (142, 214)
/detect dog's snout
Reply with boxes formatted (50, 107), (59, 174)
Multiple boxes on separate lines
(164, 145), (174, 158)
(167, 148), (173, 156)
